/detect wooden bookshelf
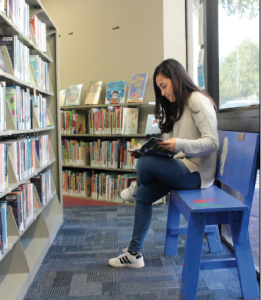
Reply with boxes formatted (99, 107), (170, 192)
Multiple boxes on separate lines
(61, 99), (164, 204)
(0, 69), (54, 96)
(0, 1), (62, 299)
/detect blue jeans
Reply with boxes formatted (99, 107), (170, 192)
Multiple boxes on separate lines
(128, 154), (201, 253)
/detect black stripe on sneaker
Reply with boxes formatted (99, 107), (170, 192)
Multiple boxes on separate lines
(123, 256), (131, 264)
(120, 256), (132, 264)
(125, 256), (131, 264)
(120, 258), (125, 264)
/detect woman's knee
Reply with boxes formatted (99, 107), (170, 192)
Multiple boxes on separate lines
(135, 180), (170, 206)
(135, 185), (154, 206)
(137, 154), (156, 173)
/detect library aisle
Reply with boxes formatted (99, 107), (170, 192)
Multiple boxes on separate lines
(23, 205), (259, 300)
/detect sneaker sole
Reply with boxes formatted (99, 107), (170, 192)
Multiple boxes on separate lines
(108, 262), (145, 268)
(120, 199), (136, 203)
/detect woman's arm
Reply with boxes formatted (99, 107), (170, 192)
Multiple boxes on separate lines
(158, 94), (219, 156)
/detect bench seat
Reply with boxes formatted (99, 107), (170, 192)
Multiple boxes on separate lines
(173, 185), (248, 215)
(165, 130), (260, 300)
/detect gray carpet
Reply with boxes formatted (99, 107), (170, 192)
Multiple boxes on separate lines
(24, 205), (259, 299)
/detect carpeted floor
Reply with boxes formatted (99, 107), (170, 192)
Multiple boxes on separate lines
(24, 205), (259, 300)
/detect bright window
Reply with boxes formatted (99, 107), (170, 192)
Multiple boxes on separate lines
(218, 0), (259, 110)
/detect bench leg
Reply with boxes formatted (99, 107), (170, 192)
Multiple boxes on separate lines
(165, 192), (181, 256)
(206, 225), (222, 253)
(179, 213), (206, 300)
(229, 212), (259, 299)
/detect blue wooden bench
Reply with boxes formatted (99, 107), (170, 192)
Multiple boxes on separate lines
(165, 130), (260, 300)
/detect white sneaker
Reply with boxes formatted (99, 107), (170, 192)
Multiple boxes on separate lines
(122, 247), (128, 253)
(120, 181), (138, 202)
(108, 251), (145, 268)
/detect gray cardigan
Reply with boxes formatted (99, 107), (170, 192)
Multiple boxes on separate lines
(172, 91), (219, 189)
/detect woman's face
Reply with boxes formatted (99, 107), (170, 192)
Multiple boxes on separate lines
(156, 73), (176, 102)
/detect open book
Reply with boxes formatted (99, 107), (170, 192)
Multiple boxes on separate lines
(128, 137), (175, 158)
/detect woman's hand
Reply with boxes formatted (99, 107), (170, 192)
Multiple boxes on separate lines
(129, 152), (142, 158)
(157, 138), (176, 152)
(127, 143), (142, 158)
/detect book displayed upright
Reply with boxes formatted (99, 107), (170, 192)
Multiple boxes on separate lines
(29, 55), (49, 90)
(65, 84), (84, 106)
(84, 81), (103, 105)
(105, 80), (127, 104)
(29, 14), (47, 52)
(121, 107), (139, 134)
(127, 73), (148, 103)
(145, 114), (161, 135)
(59, 89), (68, 106)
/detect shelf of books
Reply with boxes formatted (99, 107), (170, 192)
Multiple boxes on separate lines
(60, 102), (156, 110)
(0, 1), (62, 300)
(60, 75), (164, 205)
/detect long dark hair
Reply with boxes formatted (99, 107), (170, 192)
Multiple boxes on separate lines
(153, 59), (217, 133)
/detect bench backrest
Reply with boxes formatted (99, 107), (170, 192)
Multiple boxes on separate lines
(216, 130), (259, 201)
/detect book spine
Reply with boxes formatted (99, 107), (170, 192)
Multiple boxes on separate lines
(0, 203), (8, 252)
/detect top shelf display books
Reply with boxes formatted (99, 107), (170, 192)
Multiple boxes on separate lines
(127, 73), (148, 103)
(84, 81), (103, 105)
(105, 80), (127, 104)
(65, 84), (83, 106)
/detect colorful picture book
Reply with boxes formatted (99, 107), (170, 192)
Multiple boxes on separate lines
(121, 107), (139, 134)
(90, 172), (138, 201)
(145, 114), (161, 134)
(84, 81), (103, 105)
(29, 55), (49, 90)
(129, 137), (175, 158)
(65, 84), (83, 106)
(127, 73), (148, 103)
(29, 15), (47, 52)
(105, 80), (127, 104)
(62, 170), (91, 197)
(59, 89), (68, 106)
(60, 110), (87, 134)
(29, 64), (37, 85)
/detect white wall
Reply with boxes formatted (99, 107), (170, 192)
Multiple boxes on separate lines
(41, 0), (186, 102)
(163, 0), (186, 68)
